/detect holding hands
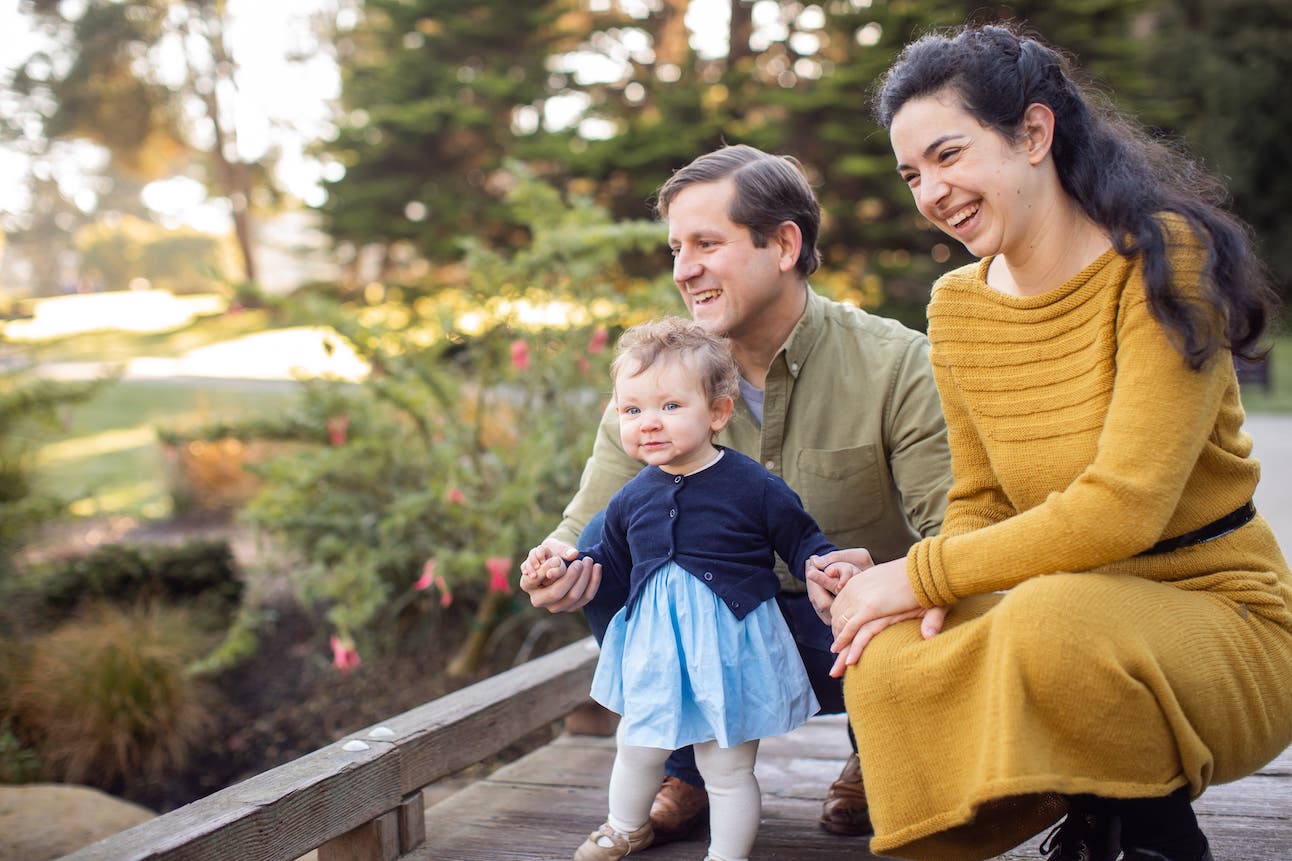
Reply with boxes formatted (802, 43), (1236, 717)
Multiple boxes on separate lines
(806, 549), (949, 678)
(519, 538), (603, 612)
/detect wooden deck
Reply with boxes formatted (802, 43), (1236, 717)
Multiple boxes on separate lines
(411, 713), (1292, 860)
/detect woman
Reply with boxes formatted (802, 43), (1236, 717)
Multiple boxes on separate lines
(807, 23), (1292, 861)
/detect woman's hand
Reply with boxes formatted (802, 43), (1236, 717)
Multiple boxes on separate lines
(806, 547), (873, 626)
(807, 555), (949, 677)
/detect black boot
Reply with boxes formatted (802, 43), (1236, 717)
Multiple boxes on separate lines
(1116, 788), (1213, 861)
(1038, 798), (1120, 861)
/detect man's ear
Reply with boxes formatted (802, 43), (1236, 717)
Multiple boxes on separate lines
(772, 221), (802, 274)
(710, 396), (735, 433)
(1022, 102), (1056, 165)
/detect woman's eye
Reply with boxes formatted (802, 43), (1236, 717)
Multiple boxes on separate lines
(938, 147), (960, 163)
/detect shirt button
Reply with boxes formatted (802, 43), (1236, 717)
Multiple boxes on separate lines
(732, 601), (741, 609)
(669, 509), (676, 518)
(790, 362), (799, 373)
(765, 460), (775, 470)
(703, 571), (713, 581)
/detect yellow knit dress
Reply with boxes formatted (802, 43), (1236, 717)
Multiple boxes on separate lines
(845, 234), (1292, 860)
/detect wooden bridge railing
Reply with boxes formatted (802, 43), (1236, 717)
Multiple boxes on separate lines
(63, 637), (601, 861)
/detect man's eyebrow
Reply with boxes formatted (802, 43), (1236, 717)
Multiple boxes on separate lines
(896, 133), (964, 172)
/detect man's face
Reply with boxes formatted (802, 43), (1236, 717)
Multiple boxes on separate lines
(666, 179), (790, 343)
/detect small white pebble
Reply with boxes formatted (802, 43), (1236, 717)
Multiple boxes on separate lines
(368, 726), (395, 739)
(342, 740), (370, 752)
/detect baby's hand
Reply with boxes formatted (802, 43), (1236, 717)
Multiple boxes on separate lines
(533, 555), (569, 587)
(822, 561), (862, 588)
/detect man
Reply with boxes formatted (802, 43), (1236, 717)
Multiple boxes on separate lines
(521, 144), (951, 842)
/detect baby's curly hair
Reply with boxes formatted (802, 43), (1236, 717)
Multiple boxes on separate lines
(611, 317), (740, 405)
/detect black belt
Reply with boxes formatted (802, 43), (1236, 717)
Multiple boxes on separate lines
(1139, 501), (1256, 556)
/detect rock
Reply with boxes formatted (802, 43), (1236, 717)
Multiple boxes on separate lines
(0, 784), (155, 861)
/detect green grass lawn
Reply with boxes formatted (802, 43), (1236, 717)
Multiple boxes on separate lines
(35, 378), (301, 519)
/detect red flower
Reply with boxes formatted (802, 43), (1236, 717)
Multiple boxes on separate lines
(486, 557), (514, 594)
(510, 339), (530, 372)
(578, 356), (590, 375)
(437, 575), (453, 607)
(414, 559), (436, 590)
(445, 487), (467, 505)
(587, 326), (609, 355)
(329, 634), (361, 673)
(326, 414), (350, 446)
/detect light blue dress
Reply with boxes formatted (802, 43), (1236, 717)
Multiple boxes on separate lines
(591, 560), (820, 749)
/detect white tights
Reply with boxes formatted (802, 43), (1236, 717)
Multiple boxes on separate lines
(605, 724), (760, 861)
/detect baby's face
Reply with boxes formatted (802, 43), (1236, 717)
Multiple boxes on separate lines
(614, 357), (722, 475)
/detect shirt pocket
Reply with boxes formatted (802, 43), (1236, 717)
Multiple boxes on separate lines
(795, 444), (886, 537)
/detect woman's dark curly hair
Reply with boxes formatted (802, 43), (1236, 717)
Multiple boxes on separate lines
(873, 23), (1278, 368)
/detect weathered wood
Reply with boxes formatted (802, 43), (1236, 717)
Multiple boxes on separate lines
(60, 637), (600, 861)
(414, 712), (1292, 861)
(317, 810), (398, 861)
(397, 791), (426, 854)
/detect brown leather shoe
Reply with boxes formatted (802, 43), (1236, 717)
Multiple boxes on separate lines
(648, 776), (709, 843)
(819, 753), (873, 836)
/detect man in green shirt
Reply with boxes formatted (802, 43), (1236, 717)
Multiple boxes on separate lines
(521, 144), (950, 843)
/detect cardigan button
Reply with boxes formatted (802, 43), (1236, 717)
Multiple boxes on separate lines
(669, 508), (676, 518)
(674, 475), (682, 483)
(732, 601), (741, 609)
(703, 571), (713, 581)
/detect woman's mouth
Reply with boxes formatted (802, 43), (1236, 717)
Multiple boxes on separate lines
(946, 203), (980, 231)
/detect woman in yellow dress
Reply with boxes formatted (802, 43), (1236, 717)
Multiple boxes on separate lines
(808, 23), (1292, 861)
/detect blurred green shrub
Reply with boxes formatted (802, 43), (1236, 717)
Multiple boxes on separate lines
(2, 540), (242, 636)
(9, 603), (213, 785)
(238, 167), (669, 672)
(0, 370), (102, 580)
(75, 215), (233, 294)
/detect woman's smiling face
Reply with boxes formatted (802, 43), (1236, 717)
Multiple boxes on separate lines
(889, 88), (1044, 261)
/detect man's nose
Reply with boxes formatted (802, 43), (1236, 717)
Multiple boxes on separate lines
(673, 251), (701, 284)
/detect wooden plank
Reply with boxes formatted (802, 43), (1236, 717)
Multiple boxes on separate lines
(415, 715), (1292, 861)
(317, 810), (399, 861)
(63, 740), (402, 861)
(398, 792), (426, 854)
(60, 638), (600, 861)
(371, 637), (599, 796)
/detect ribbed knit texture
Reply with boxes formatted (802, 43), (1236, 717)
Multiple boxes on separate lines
(845, 233), (1292, 860)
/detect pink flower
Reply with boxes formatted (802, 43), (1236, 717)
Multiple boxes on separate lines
(510, 339), (530, 372)
(437, 575), (453, 607)
(486, 557), (514, 594)
(326, 414), (350, 446)
(587, 326), (609, 354)
(445, 487), (467, 505)
(329, 634), (361, 673)
(414, 559), (437, 590)
(578, 356), (590, 375)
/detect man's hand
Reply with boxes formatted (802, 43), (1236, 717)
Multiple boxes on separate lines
(519, 538), (602, 613)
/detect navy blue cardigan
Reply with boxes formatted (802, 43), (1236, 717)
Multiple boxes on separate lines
(581, 447), (837, 621)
